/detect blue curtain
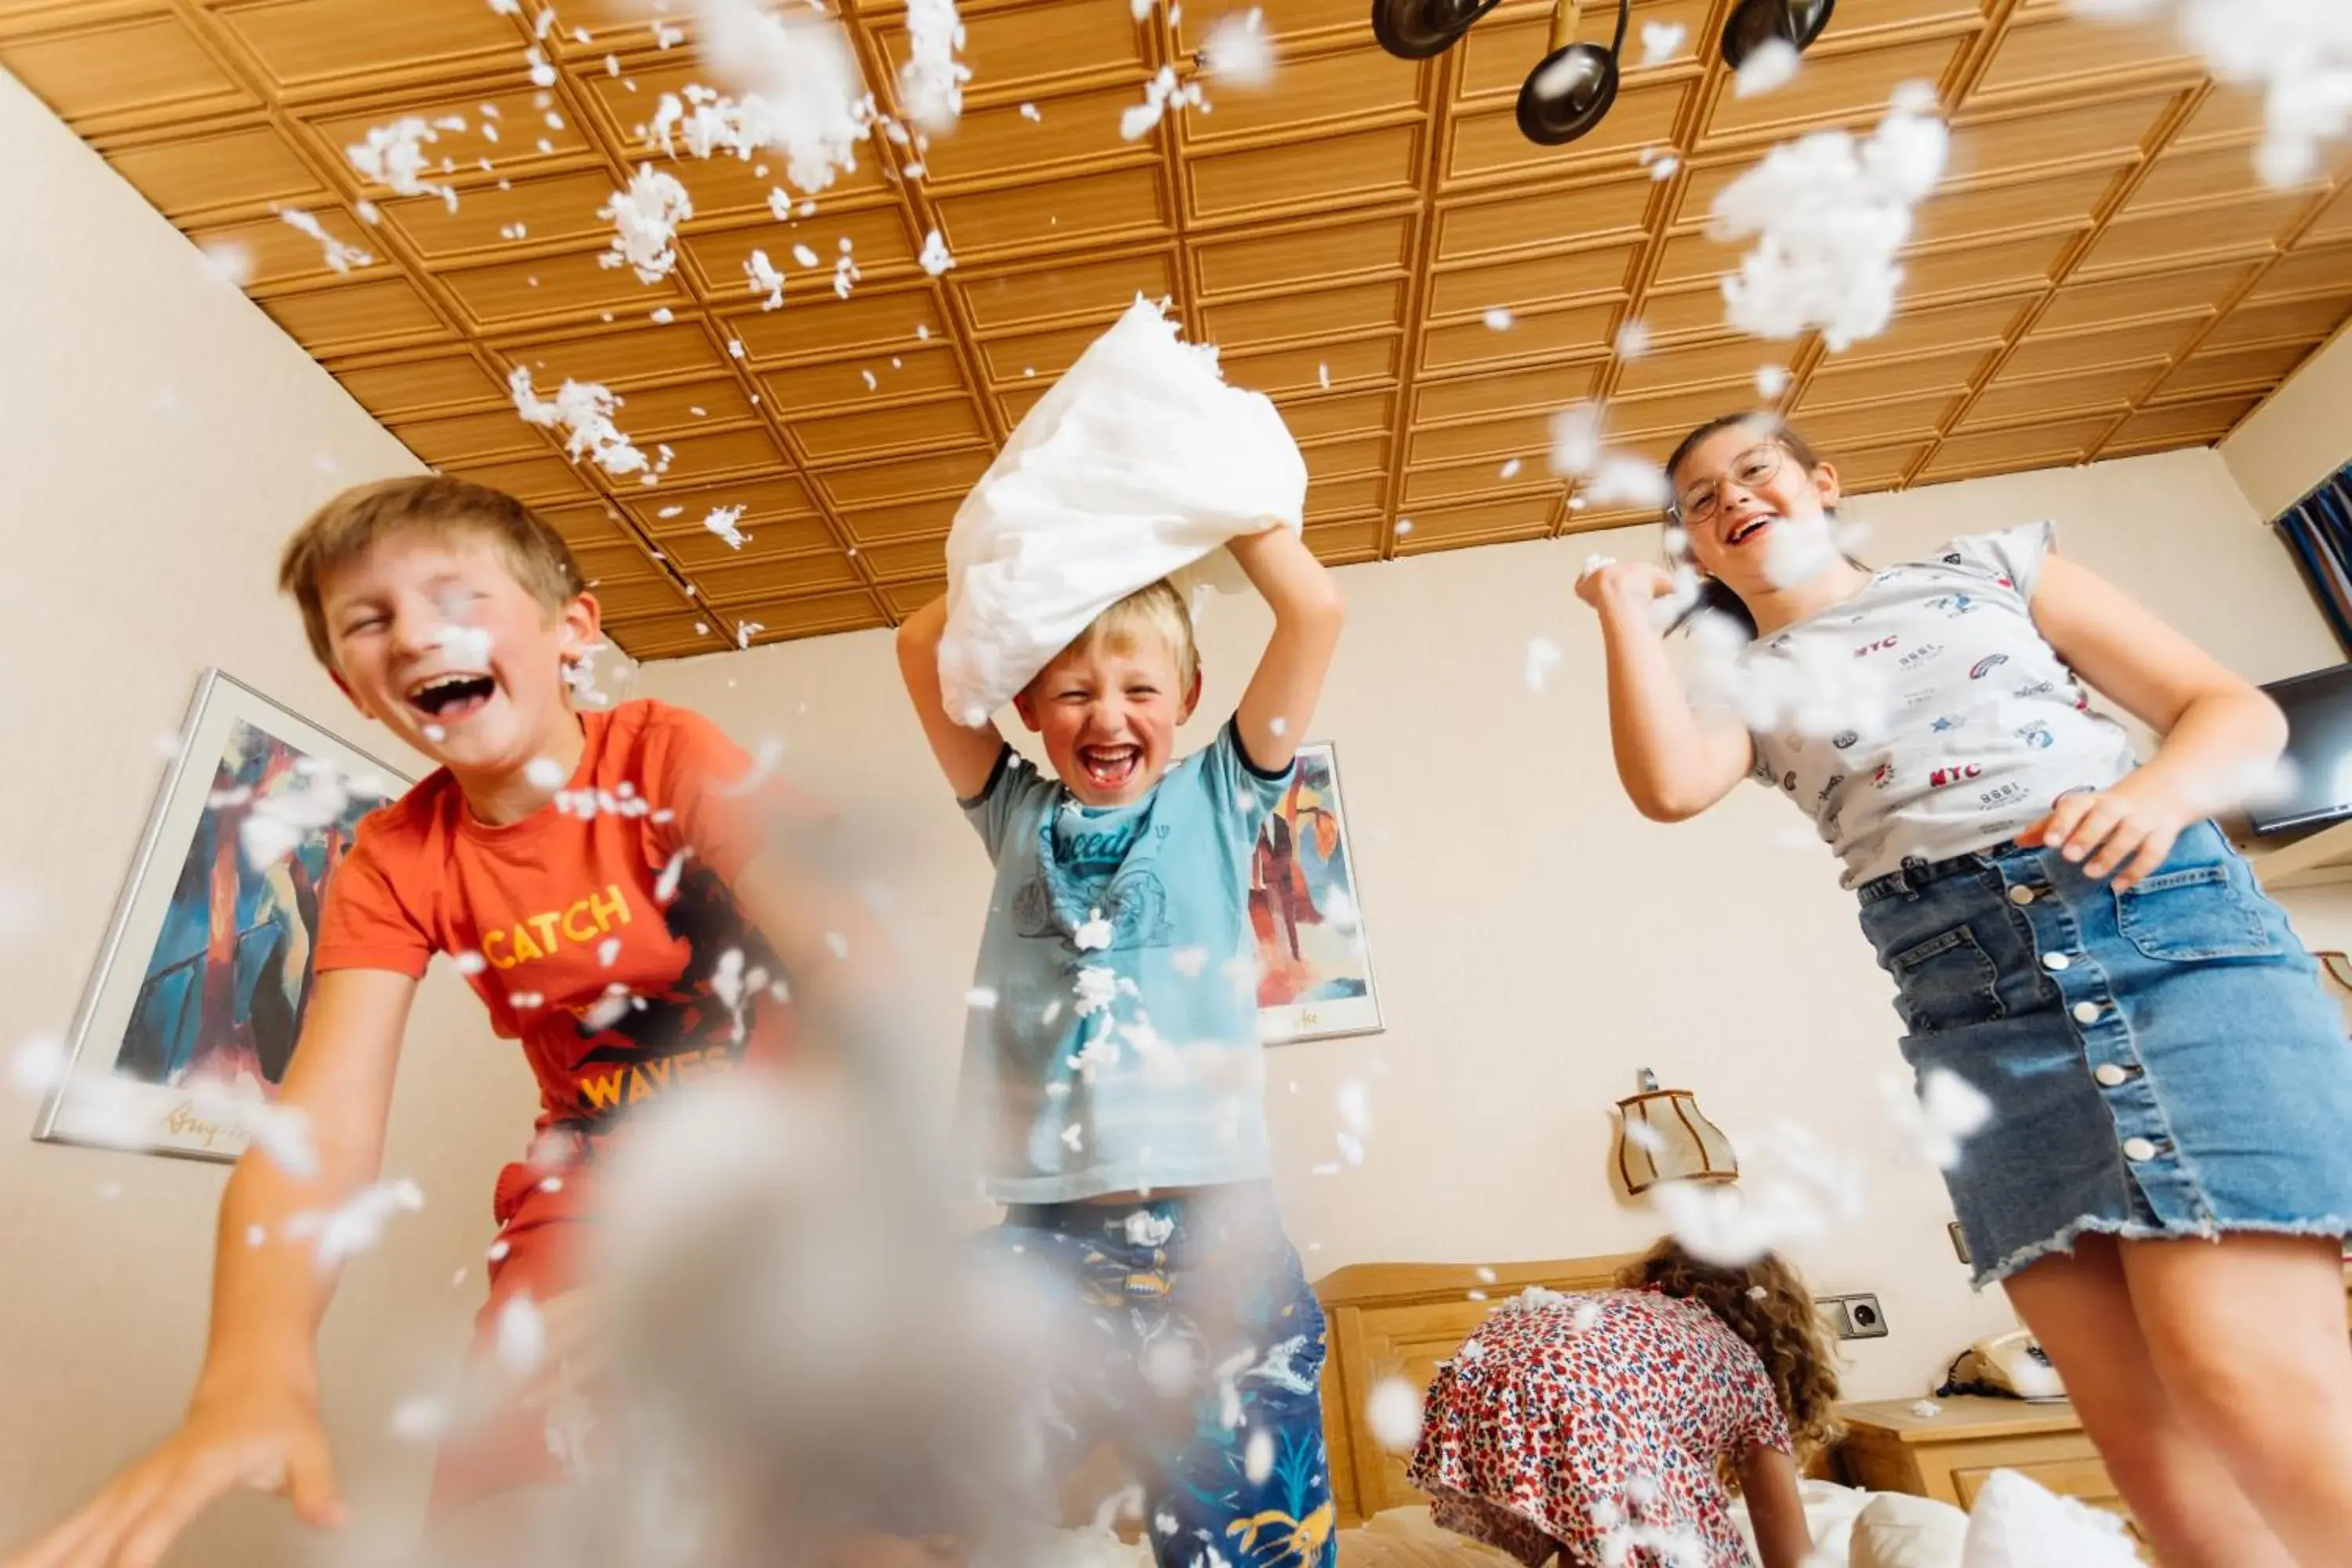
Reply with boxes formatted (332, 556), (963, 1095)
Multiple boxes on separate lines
(2276, 466), (2352, 655)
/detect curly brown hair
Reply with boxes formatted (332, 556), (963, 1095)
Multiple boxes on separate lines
(1617, 1236), (1845, 1468)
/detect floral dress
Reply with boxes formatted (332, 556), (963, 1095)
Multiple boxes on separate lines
(1406, 1289), (1792, 1567)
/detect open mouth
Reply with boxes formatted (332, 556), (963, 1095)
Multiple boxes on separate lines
(405, 672), (496, 724)
(1726, 512), (1777, 547)
(1077, 744), (1141, 791)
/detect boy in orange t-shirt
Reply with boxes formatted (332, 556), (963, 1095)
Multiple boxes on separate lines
(7, 476), (876, 1567)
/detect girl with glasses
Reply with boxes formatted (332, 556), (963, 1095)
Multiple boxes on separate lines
(1574, 412), (2352, 1568)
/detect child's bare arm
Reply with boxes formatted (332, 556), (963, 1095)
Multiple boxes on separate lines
(1577, 561), (1755, 821)
(1736, 1445), (1813, 1568)
(895, 596), (1008, 799)
(1225, 528), (1345, 773)
(7, 968), (416, 1568)
(2026, 554), (2288, 887)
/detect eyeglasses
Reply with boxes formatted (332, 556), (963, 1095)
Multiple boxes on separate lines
(1672, 443), (1784, 528)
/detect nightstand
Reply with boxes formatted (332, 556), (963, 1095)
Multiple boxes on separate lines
(1835, 1396), (2129, 1524)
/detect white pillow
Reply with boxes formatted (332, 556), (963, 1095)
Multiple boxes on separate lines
(1731, 1478), (1873, 1565)
(1849, 1492), (1969, 1568)
(936, 296), (1307, 722)
(1960, 1470), (2140, 1568)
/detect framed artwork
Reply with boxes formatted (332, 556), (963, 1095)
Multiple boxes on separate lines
(1251, 741), (1383, 1043)
(35, 670), (405, 1162)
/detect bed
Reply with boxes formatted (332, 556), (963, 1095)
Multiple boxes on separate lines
(1311, 1258), (1970, 1568)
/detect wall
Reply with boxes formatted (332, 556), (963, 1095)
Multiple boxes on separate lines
(2222, 318), (2352, 519)
(642, 442), (2345, 1405)
(0, 69), (548, 1559)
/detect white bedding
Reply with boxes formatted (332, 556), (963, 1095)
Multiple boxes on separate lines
(1350, 1481), (1972, 1568)
(1730, 1481), (1969, 1567)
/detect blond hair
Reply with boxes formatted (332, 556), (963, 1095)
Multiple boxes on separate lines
(1065, 579), (1200, 691)
(278, 476), (584, 670)
(1618, 1237), (1845, 1470)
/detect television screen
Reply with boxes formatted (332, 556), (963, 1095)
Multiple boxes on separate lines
(2251, 663), (2352, 835)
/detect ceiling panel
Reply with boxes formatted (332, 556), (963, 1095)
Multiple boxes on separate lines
(4, 0), (2346, 656)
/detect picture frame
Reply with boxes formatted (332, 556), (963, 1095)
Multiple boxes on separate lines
(1251, 740), (1384, 1043)
(35, 670), (407, 1163)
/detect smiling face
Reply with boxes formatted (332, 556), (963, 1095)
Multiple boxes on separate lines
(319, 524), (599, 782)
(1013, 623), (1200, 807)
(1669, 419), (1843, 597)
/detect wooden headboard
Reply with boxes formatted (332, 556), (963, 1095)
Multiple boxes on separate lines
(1313, 1255), (1640, 1528)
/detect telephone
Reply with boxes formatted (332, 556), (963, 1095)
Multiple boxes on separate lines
(1938, 1329), (2067, 1403)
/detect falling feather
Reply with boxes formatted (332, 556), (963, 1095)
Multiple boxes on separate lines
(1734, 37), (1802, 96)
(2072, 0), (2352, 186)
(677, 0), (877, 197)
(1366, 1379), (1423, 1450)
(745, 248), (786, 308)
(1122, 66), (1208, 140)
(282, 1178), (424, 1269)
(495, 1293), (547, 1375)
(1886, 1066), (1994, 1171)
(510, 366), (669, 481)
(1525, 637), (1564, 692)
(345, 118), (457, 209)
(1710, 83), (1949, 350)
(1203, 9), (1276, 86)
(599, 165), (694, 282)
(900, 0), (973, 131)
(276, 208), (372, 274)
(704, 503), (750, 549)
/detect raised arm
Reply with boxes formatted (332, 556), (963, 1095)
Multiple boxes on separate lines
(894, 596), (1010, 800)
(2022, 553), (2288, 888)
(9, 967), (416, 1568)
(1226, 528), (1345, 774)
(1576, 561), (1755, 822)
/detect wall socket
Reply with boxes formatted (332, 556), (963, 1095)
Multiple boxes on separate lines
(1817, 1294), (1889, 1341)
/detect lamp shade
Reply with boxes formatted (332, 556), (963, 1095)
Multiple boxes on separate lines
(1615, 1069), (1739, 1193)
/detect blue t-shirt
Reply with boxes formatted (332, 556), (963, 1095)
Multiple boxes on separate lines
(957, 722), (1293, 1203)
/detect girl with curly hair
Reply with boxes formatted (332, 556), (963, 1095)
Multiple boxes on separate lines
(1407, 1238), (1840, 1567)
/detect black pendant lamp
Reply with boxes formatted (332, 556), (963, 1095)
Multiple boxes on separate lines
(1368, 0), (1502, 60)
(1372, 0), (1838, 148)
(1515, 0), (1626, 147)
(1719, 0), (1837, 71)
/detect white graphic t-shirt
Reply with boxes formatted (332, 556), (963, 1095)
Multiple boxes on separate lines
(1738, 522), (2140, 888)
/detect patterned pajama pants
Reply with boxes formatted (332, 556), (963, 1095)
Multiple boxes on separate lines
(985, 1185), (1340, 1568)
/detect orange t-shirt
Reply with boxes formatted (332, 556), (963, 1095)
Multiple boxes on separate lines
(314, 699), (800, 1131)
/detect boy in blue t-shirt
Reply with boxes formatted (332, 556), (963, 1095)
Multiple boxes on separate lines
(897, 526), (1345, 1568)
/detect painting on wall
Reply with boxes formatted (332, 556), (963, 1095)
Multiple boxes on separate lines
(1251, 741), (1383, 1043)
(35, 670), (404, 1162)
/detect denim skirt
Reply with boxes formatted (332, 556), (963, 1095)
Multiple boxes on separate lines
(1857, 820), (2352, 1288)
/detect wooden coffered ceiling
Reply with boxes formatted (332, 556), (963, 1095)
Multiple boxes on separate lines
(4, 0), (2349, 659)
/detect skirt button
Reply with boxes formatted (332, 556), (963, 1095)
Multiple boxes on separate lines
(2094, 1063), (2129, 1087)
(2122, 1136), (2159, 1162)
(2072, 1001), (2102, 1024)
(2009, 885), (2037, 906)
(2042, 952), (2072, 971)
